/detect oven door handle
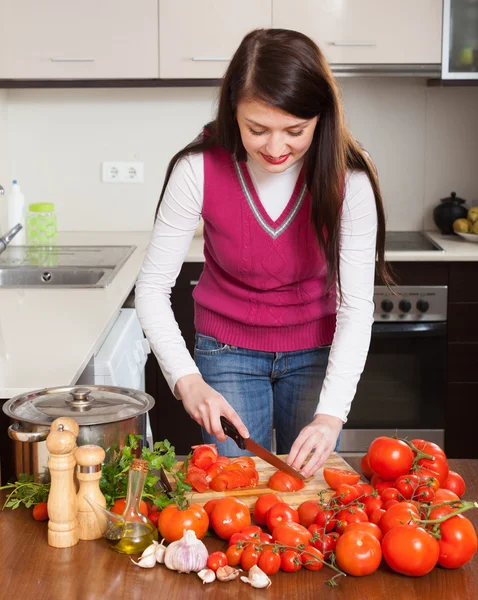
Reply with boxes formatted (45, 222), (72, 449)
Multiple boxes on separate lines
(372, 321), (447, 337)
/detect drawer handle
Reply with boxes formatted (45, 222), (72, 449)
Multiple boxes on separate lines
(330, 41), (376, 47)
(50, 57), (96, 62)
(191, 57), (230, 62)
(190, 280), (199, 286)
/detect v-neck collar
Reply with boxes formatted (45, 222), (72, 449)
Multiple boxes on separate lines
(232, 156), (307, 240)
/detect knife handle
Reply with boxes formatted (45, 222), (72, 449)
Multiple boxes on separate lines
(220, 417), (246, 450)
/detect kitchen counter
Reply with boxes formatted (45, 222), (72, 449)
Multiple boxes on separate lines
(0, 231), (152, 398)
(0, 457), (477, 600)
(185, 231), (478, 262)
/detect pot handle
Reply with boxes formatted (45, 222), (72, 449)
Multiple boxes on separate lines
(8, 423), (49, 443)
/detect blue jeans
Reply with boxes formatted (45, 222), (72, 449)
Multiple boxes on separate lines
(194, 333), (341, 457)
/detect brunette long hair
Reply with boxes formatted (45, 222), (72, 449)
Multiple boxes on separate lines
(157, 28), (392, 289)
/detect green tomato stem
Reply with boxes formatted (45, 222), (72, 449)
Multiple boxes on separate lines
(414, 501), (478, 525)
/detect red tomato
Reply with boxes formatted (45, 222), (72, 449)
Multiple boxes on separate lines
(297, 500), (322, 528)
(210, 471), (250, 491)
(32, 502), (49, 521)
(148, 511), (160, 528)
(335, 507), (369, 534)
(356, 482), (374, 496)
(433, 488), (460, 502)
(203, 499), (218, 517)
(300, 546), (324, 571)
(207, 551), (227, 572)
(210, 497), (251, 540)
(410, 439), (446, 460)
(361, 454), (375, 481)
(227, 456), (256, 470)
(241, 525), (262, 538)
(368, 437), (414, 480)
(260, 532), (274, 544)
(437, 515), (478, 569)
(192, 445), (218, 470)
(413, 485), (436, 502)
(382, 525), (440, 576)
(215, 455), (231, 466)
(241, 544), (262, 570)
(380, 502), (420, 535)
(371, 475), (397, 495)
(332, 483), (360, 505)
(253, 494), (283, 526)
(228, 532), (250, 546)
(111, 498), (148, 519)
(158, 503), (209, 542)
(226, 544), (244, 566)
(315, 505), (337, 532)
(336, 531), (382, 576)
(258, 550), (281, 575)
(369, 508), (386, 526)
(272, 521), (312, 547)
(394, 474), (420, 500)
(313, 532), (340, 559)
(266, 502), (299, 532)
(362, 494), (383, 517)
(268, 471), (304, 492)
(443, 471), (466, 498)
(412, 454), (449, 487)
(380, 487), (400, 503)
(280, 550), (302, 572)
(343, 521), (383, 542)
(323, 467), (360, 490)
(186, 471), (209, 493)
(419, 476), (440, 492)
(383, 500), (400, 510)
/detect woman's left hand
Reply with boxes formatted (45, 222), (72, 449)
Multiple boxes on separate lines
(286, 414), (343, 478)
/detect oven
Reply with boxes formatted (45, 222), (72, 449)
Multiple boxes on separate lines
(340, 278), (448, 453)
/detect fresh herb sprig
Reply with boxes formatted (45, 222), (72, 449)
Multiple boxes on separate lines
(0, 473), (50, 509)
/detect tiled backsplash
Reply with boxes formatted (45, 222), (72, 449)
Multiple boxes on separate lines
(1, 80), (477, 232)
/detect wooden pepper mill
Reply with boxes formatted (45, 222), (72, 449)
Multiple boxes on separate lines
(50, 417), (80, 491)
(74, 445), (106, 540)
(46, 424), (79, 548)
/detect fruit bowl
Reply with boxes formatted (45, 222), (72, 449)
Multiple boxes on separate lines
(456, 232), (478, 243)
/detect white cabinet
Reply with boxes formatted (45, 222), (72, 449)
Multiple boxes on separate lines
(273, 0), (442, 65)
(0, 0), (159, 79)
(159, 0), (271, 79)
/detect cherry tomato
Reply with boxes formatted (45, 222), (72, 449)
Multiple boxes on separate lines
(443, 471), (466, 498)
(368, 437), (414, 480)
(381, 487), (400, 503)
(336, 530), (382, 576)
(437, 515), (477, 569)
(280, 550), (302, 572)
(342, 521), (383, 542)
(226, 544), (244, 566)
(266, 502), (299, 532)
(241, 544), (262, 570)
(228, 532), (251, 546)
(356, 482), (374, 496)
(394, 474), (420, 500)
(32, 502), (48, 521)
(361, 454), (375, 481)
(148, 511), (160, 527)
(371, 475), (397, 495)
(413, 485), (436, 502)
(369, 508), (386, 526)
(203, 499), (218, 517)
(241, 525), (263, 538)
(335, 507), (369, 534)
(315, 506), (337, 532)
(258, 550), (281, 575)
(419, 476), (440, 492)
(260, 532), (274, 544)
(272, 521), (312, 547)
(433, 488), (460, 502)
(207, 551), (227, 572)
(158, 503), (209, 542)
(383, 499), (400, 510)
(379, 502), (419, 535)
(412, 454), (449, 487)
(332, 483), (360, 505)
(313, 532), (340, 559)
(323, 467), (360, 490)
(268, 471), (304, 492)
(111, 498), (148, 518)
(253, 494), (283, 526)
(210, 497), (251, 540)
(382, 525), (440, 576)
(297, 500), (322, 528)
(362, 494), (383, 517)
(300, 546), (324, 571)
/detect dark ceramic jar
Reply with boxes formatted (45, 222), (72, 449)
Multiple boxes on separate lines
(433, 191), (468, 235)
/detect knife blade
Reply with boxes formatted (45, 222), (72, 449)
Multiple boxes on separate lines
(220, 416), (306, 480)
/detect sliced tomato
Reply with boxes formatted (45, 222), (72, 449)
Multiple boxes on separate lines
(191, 443), (217, 451)
(228, 457), (256, 470)
(206, 461), (226, 483)
(186, 464), (207, 476)
(268, 471), (305, 492)
(192, 445), (219, 470)
(215, 456), (231, 466)
(186, 471), (209, 493)
(323, 468), (360, 490)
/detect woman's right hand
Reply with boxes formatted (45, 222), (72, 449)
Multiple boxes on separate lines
(174, 374), (249, 442)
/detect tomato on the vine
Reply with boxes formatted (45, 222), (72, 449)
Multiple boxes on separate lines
(226, 544), (244, 566)
(272, 521), (312, 547)
(258, 550), (281, 575)
(207, 551), (227, 572)
(412, 454), (449, 487)
(381, 488), (400, 503)
(410, 439), (446, 460)
(371, 475), (396, 495)
(443, 471), (466, 498)
(335, 507), (368, 534)
(394, 474), (420, 500)
(323, 467), (360, 490)
(241, 544), (262, 570)
(413, 485), (436, 502)
(433, 488), (460, 502)
(369, 508), (386, 526)
(356, 482), (374, 496)
(241, 525), (262, 538)
(297, 500), (322, 528)
(332, 483), (360, 505)
(158, 503), (209, 542)
(253, 493), (282, 526)
(266, 502), (299, 531)
(383, 499), (400, 511)
(437, 515), (477, 569)
(362, 494), (383, 517)
(280, 550), (302, 572)
(379, 502), (419, 535)
(312, 532), (340, 559)
(300, 546), (324, 571)
(368, 437), (414, 480)
(210, 497), (251, 540)
(335, 530), (382, 576)
(315, 505), (337, 532)
(382, 525), (440, 576)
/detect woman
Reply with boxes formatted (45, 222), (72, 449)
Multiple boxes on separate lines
(136, 28), (390, 477)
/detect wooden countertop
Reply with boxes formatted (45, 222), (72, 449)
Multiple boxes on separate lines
(1, 458), (477, 600)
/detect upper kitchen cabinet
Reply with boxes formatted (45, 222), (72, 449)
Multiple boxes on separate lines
(159, 0), (271, 79)
(442, 0), (478, 79)
(0, 0), (159, 79)
(272, 0), (442, 65)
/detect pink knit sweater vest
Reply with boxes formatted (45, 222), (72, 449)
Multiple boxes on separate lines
(193, 145), (337, 351)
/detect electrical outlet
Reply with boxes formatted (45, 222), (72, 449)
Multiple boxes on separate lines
(101, 161), (144, 183)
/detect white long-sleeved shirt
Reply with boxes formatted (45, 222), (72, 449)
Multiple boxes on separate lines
(135, 153), (377, 423)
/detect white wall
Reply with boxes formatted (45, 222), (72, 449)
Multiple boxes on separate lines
(4, 80), (478, 232)
(0, 90), (8, 229)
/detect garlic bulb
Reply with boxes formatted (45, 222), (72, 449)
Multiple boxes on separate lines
(198, 569), (216, 584)
(241, 565), (272, 588)
(164, 529), (208, 573)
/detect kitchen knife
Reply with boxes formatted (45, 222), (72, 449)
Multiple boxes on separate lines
(220, 416), (306, 480)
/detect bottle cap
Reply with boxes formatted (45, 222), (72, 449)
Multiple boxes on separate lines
(29, 203), (55, 212)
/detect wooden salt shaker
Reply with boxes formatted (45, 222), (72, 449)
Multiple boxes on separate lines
(74, 445), (106, 540)
(51, 417), (80, 491)
(46, 424), (79, 548)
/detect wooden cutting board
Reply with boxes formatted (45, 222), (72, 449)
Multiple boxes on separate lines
(167, 452), (359, 510)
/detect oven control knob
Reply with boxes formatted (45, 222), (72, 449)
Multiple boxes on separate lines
(417, 299), (430, 313)
(381, 299), (394, 313)
(399, 299), (412, 313)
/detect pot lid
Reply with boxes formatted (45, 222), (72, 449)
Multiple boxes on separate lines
(440, 191), (467, 204)
(3, 385), (155, 426)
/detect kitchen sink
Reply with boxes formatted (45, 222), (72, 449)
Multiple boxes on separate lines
(0, 245), (135, 288)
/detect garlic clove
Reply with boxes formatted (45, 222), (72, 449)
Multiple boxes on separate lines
(216, 565), (242, 582)
(241, 565), (272, 588)
(140, 542), (159, 560)
(130, 553), (157, 569)
(197, 569), (216, 584)
(155, 539), (167, 564)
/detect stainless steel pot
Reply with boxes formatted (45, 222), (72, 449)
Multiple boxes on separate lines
(3, 385), (155, 483)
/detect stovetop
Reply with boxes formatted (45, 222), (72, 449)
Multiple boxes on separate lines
(385, 232), (444, 253)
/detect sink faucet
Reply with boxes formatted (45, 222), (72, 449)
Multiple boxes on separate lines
(0, 224), (23, 253)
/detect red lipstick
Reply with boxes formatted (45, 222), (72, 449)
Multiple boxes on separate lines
(260, 153), (290, 165)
